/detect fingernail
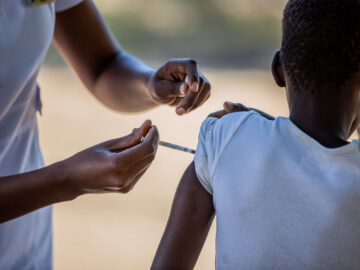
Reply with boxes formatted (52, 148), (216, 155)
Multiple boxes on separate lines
(151, 126), (159, 147)
(143, 119), (152, 127)
(180, 83), (186, 95)
(176, 108), (186, 115)
(145, 126), (154, 138)
(191, 82), (198, 92)
(225, 102), (234, 110)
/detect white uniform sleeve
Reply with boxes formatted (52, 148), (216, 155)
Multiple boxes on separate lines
(194, 111), (256, 195)
(55, 0), (84, 13)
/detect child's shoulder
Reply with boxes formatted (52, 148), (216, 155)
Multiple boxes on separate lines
(199, 110), (266, 142)
(196, 110), (269, 168)
(195, 110), (269, 194)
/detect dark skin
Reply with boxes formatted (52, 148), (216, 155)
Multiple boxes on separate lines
(151, 162), (214, 270)
(208, 101), (275, 120)
(0, 0), (211, 223)
(151, 50), (360, 269)
(273, 50), (360, 148)
(0, 120), (159, 223)
(53, 1), (211, 114)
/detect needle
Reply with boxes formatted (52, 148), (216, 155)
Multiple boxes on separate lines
(159, 141), (196, 154)
(141, 136), (196, 154)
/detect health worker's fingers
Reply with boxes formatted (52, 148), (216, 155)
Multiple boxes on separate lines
(175, 74), (210, 115)
(224, 102), (275, 120)
(104, 120), (152, 152)
(168, 97), (182, 107)
(208, 109), (228, 119)
(113, 125), (159, 167)
(154, 80), (189, 99)
(183, 60), (199, 93)
(223, 102), (249, 113)
(188, 80), (211, 111)
(119, 155), (155, 193)
(169, 59), (199, 92)
(175, 88), (202, 115)
(207, 102), (249, 119)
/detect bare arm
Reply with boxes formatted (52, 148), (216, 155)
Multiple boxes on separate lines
(0, 163), (69, 223)
(0, 121), (159, 223)
(151, 162), (215, 270)
(53, 0), (210, 114)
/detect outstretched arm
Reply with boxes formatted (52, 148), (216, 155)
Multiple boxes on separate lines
(53, 0), (210, 115)
(0, 121), (159, 223)
(151, 162), (215, 270)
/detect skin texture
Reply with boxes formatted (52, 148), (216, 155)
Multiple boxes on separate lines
(209, 101), (275, 120)
(273, 50), (360, 148)
(53, 0), (211, 115)
(0, 0), (211, 222)
(151, 162), (214, 270)
(0, 120), (158, 223)
(152, 50), (360, 269)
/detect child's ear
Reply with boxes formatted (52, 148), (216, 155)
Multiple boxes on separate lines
(272, 50), (286, 87)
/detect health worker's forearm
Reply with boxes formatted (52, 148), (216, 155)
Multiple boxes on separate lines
(0, 163), (72, 223)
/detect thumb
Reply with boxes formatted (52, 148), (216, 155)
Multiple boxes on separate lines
(154, 80), (189, 98)
(223, 102), (249, 113)
(106, 120), (152, 152)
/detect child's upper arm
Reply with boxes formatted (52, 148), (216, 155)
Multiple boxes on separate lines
(152, 112), (255, 269)
(151, 162), (215, 270)
(194, 112), (255, 194)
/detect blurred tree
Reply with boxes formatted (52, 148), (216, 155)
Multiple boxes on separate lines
(46, 0), (286, 69)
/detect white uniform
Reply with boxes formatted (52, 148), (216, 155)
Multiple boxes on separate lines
(0, 0), (83, 269)
(195, 111), (360, 270)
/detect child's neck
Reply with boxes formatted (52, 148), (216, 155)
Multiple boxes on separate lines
(289, 113), (350, 148)
(288, 92), (358, 148)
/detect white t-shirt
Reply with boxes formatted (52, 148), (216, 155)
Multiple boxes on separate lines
(0, 0), (83, 269)
(194, 111), (360, 270)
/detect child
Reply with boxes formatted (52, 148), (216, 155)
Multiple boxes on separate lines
(151, 0), (360, 269)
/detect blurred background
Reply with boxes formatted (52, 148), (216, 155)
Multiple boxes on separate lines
(38, 0), (289, 269)
(46, 0), (287, 68)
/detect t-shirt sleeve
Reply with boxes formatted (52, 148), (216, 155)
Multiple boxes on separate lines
(194, 111), (256, 195)
(194, 117), (218, 194)
(55, 0), (84, 13)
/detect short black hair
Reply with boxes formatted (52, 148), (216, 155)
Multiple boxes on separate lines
(281, 0), (360, 94)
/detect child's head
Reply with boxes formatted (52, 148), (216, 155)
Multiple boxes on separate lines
(272, 0), (360, 139)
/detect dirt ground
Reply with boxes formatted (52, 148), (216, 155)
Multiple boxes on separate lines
(37, 67), (288, 270)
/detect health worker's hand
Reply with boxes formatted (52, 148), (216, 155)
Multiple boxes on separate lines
(209, 101), (275, 120)
(59, 120), (159, 198)
(148, 58), (211, 116)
